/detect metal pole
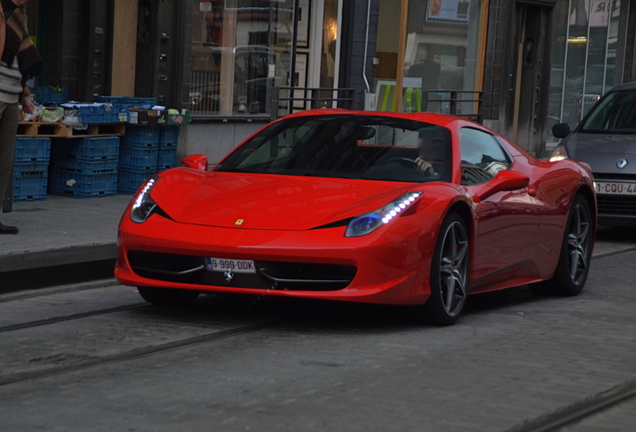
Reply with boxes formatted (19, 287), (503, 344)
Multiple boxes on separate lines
(395, 0), (409, 112)
(288, 0), (300, 115)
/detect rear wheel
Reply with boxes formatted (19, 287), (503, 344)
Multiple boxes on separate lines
(532, 194), (593, 296)
(138, 286), (199, 306)
(421, 213), (470, 325)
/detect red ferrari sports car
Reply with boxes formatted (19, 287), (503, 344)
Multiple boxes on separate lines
(115, 110), (596, 324)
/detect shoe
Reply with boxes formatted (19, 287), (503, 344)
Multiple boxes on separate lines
(0, 223), (18, 234)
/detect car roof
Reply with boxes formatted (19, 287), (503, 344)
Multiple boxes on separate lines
(280, 109), (480, 129)
(607, 82), (636, 93)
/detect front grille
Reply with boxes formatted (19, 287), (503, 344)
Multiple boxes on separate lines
(597, 195), (636, 216)
(127, 251), (356, 291)
(127, 251), (206, 284)
(595, 173), (636, 181)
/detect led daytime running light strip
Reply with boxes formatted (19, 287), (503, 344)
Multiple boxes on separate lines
(134, 178), (156, 209)
(381, 192), (421, 224)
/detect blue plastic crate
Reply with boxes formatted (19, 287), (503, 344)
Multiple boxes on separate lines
(13, 162), (49, 174)
(124, 126), (160, 147)
(92, 97), (131, 121)
(108, 105), (127, 121)
(128, 97), (157, 109)
(159, 126), (179, 145)
(157, 140), (177, 150)
(118, 168), (156, 194)
(52, 136), (120, 163)
(78, 104), (116, 124)
(33, 86), (68, 105)
(94, 96), (127, 103)
(13, 171), (48, 202)
(157, 148), (177, 170)
(52, 159), (118, 175)
(119, 146), (158, 170)
(95, 96), (157, 111)
(50, 170), (117, 199)
(14, 138), (51, 163)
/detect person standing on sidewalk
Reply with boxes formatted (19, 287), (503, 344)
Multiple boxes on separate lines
(0, 0), (41, 234)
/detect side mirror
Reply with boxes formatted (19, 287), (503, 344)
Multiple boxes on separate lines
(472, 170), (530, 203)
(182, 154), (209, 171)
(552, 123), (571, 139)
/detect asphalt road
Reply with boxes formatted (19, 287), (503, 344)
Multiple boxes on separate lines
(0, 230), (635, 432)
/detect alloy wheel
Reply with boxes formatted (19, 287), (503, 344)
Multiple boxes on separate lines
(438, 220), (469, 316)
(566, 202), (592, 285)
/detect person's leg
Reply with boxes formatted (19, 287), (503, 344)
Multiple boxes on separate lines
(0, 102), (21, 234)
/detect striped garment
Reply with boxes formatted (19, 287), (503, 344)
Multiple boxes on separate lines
(0, 57), (23, 103)
(0, 1), (42, 100)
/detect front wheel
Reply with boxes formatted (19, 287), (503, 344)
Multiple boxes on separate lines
(138, 286), (199, 307)
(532, 194), (594, 296)
(421, 213), (470, 325)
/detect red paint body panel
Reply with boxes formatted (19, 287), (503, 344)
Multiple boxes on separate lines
(115, 110), (596, 306)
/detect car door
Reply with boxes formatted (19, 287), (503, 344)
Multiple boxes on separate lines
(458, 127), (544, 291)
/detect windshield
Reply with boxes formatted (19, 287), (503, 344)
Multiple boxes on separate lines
(215, 115), (452, 183)
(580, 90), (636, 133)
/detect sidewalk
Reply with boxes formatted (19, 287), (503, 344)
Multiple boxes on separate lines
(0, 194), (132, 274)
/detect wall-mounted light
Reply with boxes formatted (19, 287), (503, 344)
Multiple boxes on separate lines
(327, 17), (337, 43)
(568, 36), (588, 44)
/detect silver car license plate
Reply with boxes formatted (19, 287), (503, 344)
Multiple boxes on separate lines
(595, 181), (636, 196)
(205, 258), (256, 273)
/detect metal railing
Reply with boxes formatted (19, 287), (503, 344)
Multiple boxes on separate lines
(274, 87), (355, 117)
(422, 90), (484, 123)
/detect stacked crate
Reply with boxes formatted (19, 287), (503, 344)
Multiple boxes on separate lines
(32, 86), (68, 105)
(118, 126), (159, 194)
(157, 126), (179, 171)
(12, 137), (51, 202)
(49, 137), (119, 198)
(93, 96), (157, 124)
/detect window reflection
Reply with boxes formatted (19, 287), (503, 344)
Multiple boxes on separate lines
(548, 0), (621, 144)
(190, 0), (292, 116)
(375, 0), (482, 116)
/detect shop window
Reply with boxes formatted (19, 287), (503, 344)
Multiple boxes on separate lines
(189, 1), (293, 117)
(547, 0), (623, 144)
(375, 0), (483, 115)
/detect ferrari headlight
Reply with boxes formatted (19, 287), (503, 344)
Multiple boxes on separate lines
(345, 192), (422, 237)
(131, 177), (159, 223)
(549, 146), (569, 162)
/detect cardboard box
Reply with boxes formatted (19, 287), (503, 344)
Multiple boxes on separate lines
(166, 110), (191, 125)
(128, 109), (165, 126)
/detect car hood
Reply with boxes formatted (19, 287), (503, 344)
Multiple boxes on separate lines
(151, 169), (422, 230)
(565, 132), (636, 174)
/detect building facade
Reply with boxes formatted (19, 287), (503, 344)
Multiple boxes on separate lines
(26, 0), (635, 161)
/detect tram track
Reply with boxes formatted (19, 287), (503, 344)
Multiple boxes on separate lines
(0, 320), (277, 387)
(0, 303), (148, 333)
(507, 378), (636, 432)
(1, 245), (635, 430)
(0, 277), (121, 304)
(499, 247), (636, 431)
(0, 279), (285, 388)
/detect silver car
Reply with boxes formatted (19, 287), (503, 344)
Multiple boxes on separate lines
(551, 82), (636, 226)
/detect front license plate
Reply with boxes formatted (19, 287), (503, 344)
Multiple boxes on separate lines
(595, 181), (636, 196)
(205, 257), (256, 273)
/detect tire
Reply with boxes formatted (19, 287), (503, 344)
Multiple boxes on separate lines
(532, 194), (594, 296)
(421, 213), (470, 325)
(138, 286), (199, 306)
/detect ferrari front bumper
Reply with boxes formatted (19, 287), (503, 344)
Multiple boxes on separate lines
(115, 213), (433, 305)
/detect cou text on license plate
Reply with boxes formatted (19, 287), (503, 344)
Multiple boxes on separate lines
(595, 181), (636, 196)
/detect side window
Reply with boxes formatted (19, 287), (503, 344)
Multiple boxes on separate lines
(459, 128), (511, 185)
